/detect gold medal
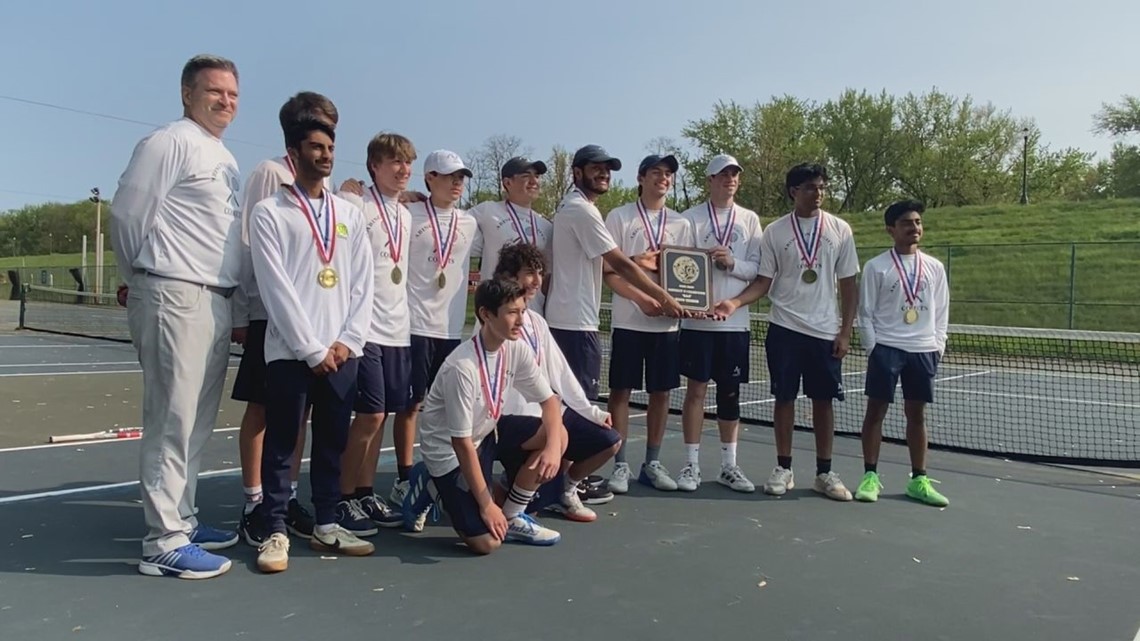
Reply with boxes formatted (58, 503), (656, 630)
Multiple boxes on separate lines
(903, 308), (919, 324)
(437, 272), (447, 289)
(317, 266), (338, 289)
(391, 265), (402, 284)
(801, 268), (818, 284)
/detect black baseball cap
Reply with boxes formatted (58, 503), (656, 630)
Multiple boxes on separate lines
(572, 144), (622, 170)
(638, 153), (679, 176)
(500, 156), (548, 179)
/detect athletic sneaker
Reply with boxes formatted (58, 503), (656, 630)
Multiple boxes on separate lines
(189, 524), (239, 551)
(138, 544), (231, 580)
(676, 462), (701, 492)
(763, 466), (795, 496)
(506, 513), (561, 546)
(905, 475), (949, 507)
(286, 499), (315, 539)
(547, 488), (597, 522)
(718, 465), (756, 493)
(359, 494), (403, 528)
(238, 506), (271, 547)
(577, 479), (614, 505)
(608, 462), (632, 494)
(813, 471), (853, 501)
(854, 471), (883, 502)
(257, 532), (290, 574)
(310, 525), (375, 556)
(336, 499), (379, 537)
(400, 462), (436, 533)
(639, 461), (679, 491)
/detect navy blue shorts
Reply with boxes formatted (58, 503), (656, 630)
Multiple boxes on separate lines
(608, 328), (680, 393)
(410, 335), (461, 404)
(354, 343), (413, 414)
(864, 344), (940, 404)
(679, 329), (751, 386)
(765, 323), (845, 402)
(231, 320), (268, 404)
(549, 329), (601, 401)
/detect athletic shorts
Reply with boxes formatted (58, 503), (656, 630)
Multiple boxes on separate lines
(608, 328), (680, 393)
(864, 344), (940, 404)
(679, 329), (750, 386)
(231, 320), (268, 404)
(354, 343), (413, 414)
(765, 323), (844, 402)
(410, 335), (461, 403)
(549, 328), (601, 401)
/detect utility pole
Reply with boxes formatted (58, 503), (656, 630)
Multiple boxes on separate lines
(90, 188), (103, 294)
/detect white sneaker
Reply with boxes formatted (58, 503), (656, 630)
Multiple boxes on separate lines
(391, 479), (427, 532)
(547, 488), (597, 523)
(639, 461), (679, 491)
(310, 525), (375, 556)
(718, 465), (756, 493)
(506, 513), (561, 546)
(813, 471), (853, 502)
(608, 462), (632, 494)
(256, 532), (290, 573)
(763, 466), (795, 496)
(676, 463), (701, 492)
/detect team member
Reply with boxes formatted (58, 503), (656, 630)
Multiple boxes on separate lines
(390, 150), (479, 531)
(470, 157), (553, 312)
(111, 55), (243, 579)
(334, 133), (417, 534)
(233, 92), (340, 544)
(546, 144), (685, 404)
(602, 154), (692, 493)
(676, 154), (763, 493)
(492, 242), (621, 520)
(854, 200), (950, 507)
(402, 279), (566, 553)
(713, 163), (859, 501)
(248, 118), (376, 572)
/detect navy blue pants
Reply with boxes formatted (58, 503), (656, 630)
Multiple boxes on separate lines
(262, 358), (359, 533)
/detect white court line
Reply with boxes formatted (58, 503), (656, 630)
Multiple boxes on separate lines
(0, 426), (240, 453)
(0, 344), (134, 349)
(0, 365), (240, 378)
(939, 387), (1140, 409)
(1133, 623), (1140, 641)
(0, 361), (139, 368)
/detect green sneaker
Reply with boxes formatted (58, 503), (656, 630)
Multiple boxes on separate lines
(854, 471), (883, 502)
(905, 475), (949, 507)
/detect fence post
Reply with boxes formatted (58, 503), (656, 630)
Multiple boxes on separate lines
(1067, 243), (1077, 329)
(945, 245), (952, 283)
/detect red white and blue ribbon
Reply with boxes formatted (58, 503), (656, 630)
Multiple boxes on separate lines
(520, 311), (542, 365)
(369, 185), (403, 264)
(473, 333), (507, 420)
(790, 211), (823, 269)
(707, 201), (736, 247)
(425, 200), (458, 271)
(288, 184), (335, 263)
(636, 199), (667, 251)
(889, 249), (924, 308)
(505, 201), (538, 245)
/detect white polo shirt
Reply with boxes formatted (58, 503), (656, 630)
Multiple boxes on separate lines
(110, 117), (242, 289)
(858, 249), (949, 355)
(603, 200), (692, 333)
(405, 201), (478, 340)
(680, 201), (764, 333)
(469, 200), (553, 312)
(546, 190), (618, 332)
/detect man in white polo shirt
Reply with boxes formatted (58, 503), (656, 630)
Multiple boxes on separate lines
(676, 154), (763, 494)
(111, 54), (243, 579)
(469, 156), (553, 312)
(546, 144), (684, 404)
(854, 199), (950, 507)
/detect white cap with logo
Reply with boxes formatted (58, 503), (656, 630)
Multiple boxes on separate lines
(423, 149), (473, 177)
(706, 154), (743, 176)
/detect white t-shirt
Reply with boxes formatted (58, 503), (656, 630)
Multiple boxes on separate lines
(604, 201), (692, 333)
(502, 310), (610, 425)
(546, 190), (618, 331)
(347, 186), (412, 347)
(419, 337), (554, 477)
(406, 201), (478, 339)
(110, 117), (242, 290)
(680, 201), (763, 333)
(759, 211), (860, 341)
(233, 157), (293, 325)
(858, 250), (949, 355)
(469, 200), (553, 312)
(249, 188), (374, 367)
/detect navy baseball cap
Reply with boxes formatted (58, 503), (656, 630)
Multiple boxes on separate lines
(638, 154), (679, 176)
(501, 156), (548, 179)
(572, 144), (622, 170)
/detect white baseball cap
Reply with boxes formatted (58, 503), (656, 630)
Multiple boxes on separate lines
(423, 149), (473, 177)
(706, 154), (743, 176)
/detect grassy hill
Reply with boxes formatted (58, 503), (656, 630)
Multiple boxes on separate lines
(4, 200), (1139, 331)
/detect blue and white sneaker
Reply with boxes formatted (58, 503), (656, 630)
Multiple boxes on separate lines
(401, 462), (438, 533)
(506, 513), (561, 546)
(189, 524), (239, 550)
(138, 544), (232, 579)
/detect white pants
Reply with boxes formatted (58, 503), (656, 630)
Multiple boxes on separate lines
(127, 274), (231, 556)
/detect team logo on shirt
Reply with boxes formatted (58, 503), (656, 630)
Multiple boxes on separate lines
(336, 222), (349, 238)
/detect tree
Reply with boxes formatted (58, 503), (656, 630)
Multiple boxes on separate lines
(1092, 96), (1140, 198)
(814, 89), (901, 213)
(465, 134), (529, 204)
(1093, 95), (1140, 136)
(535, 145), (573, 216)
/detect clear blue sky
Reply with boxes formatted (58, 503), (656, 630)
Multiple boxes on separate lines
(1, 0), (1137, 212)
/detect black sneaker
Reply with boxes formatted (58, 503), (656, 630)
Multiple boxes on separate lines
(335, 499), (379, 537)
(285, 498), (315, 540)
(359, 494), (403, 529)
(578, 478), (615, 505)
(239, 505), (271, 547)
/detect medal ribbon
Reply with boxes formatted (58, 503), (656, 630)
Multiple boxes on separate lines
(473, 334), (507, 420)
(889, 249), (924, 308)
(288, 184), (335, 264)
(707, 201), (736, 246)
(369, 185), (402, 263)
(521, 311), (542, 365)
(790, 211), (823, 269)
(283, 154), (296, 177)
(635, 199), (667, 251)
(505, 201), (538, 245)
(425, 200), (459, 271)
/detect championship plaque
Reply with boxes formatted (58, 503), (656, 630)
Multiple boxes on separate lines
(658, 245), (713, 313)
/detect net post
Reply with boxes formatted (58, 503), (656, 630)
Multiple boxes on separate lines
(1067, 243), (1077, 330)
(18, 283), (27, 329)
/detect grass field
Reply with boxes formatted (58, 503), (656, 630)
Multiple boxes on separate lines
(4, 200), (1139, 331)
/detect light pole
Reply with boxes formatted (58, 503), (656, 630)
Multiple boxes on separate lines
(49, 233), (53, 254)
(1019, 127), (1029, 205)
(90, 188), (103, 294)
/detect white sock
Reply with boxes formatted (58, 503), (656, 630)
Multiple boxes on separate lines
(243, 485), (262, 514)
(685, 443), (700, 466)
(289, 481), (298, 501)
(721, 442), (737, 469)
(314, 523), (336, 536)
(562, 472), (583, 495)
(502, 485), (536, 519)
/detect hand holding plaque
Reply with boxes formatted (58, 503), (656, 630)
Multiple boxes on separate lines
(658, 245), (714, 314)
